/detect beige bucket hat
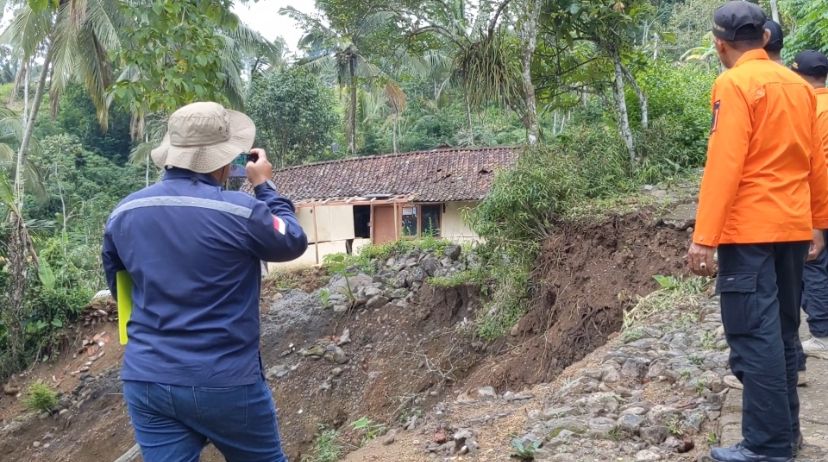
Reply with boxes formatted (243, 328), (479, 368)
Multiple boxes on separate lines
(151, 102), (256, 174)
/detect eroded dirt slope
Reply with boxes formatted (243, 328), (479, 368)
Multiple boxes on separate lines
(0, 194), (698, 462)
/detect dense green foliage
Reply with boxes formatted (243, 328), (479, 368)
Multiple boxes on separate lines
(112, 0), (239, 114)
(782, 0), (828, 59)
(54, 85), (132, 163)
(247, 68), (339, 167)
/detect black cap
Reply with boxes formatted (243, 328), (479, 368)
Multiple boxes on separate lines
(712, 1), (767, 41)
(764, 20), (783, 52)
(792, 50), (828, 77)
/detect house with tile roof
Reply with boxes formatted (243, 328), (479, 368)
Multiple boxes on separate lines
(267, 146), (520, 267)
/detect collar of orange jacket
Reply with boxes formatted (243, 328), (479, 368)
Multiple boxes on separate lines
(733, 48), (770, 68)
(816, 87), (828, 95)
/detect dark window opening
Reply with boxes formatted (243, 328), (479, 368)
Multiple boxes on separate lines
(353, 205), (371, 238)
(421, 204), (441, 237)
(402, 206), (417, 237)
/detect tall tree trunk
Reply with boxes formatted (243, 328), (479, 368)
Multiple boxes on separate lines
(392, 114), (399, 154)
(769, 0), (779, 23)
(4, 209), (37, 369)
(464, 91), (474, 144)
(15, 44), (54, 211)
(22, 61), (29, 130)
(519, 0), (540, 145)
(144, 132), (150, 186)
(348, 58), (357, 156)
(653, 34), (659, 60)
(621, 64), (648, 129)
(611, 49), (637, 165)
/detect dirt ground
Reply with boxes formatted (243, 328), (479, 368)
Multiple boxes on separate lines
(461, 212), (689, 390)
(0, 206), (694, 462)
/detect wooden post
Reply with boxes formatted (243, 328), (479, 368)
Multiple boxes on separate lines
(393, 202), (399, 241)
(369, 203), (374, 244)
(415, 204), (422, 238)
(312, 205), (320, 265)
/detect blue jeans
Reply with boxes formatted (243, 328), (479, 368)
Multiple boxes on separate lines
(123, 379), (287, 462)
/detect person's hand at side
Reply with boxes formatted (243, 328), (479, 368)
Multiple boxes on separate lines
(687, 242), (717, 277)
(246, 148), (272, 187)
(808, 229), (825, 261)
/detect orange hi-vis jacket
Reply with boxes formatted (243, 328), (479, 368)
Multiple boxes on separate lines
(817, 88), (828, 154)
(693, 49), (828, 247)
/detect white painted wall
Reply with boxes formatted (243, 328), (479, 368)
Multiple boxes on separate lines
(297, 205), (356, 244)
(441, 201), (479, 243)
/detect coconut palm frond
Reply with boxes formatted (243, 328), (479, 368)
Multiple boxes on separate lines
(218, 34), (247, 110)
(279, 6), (329, 37)
(456, 34), (521, 109)
(128, 116), (166, 166)
(384, 82), (406, 114)
(129, 140), (153, 166)
(355, 11), (397, 38)
(71, 27), (112, 125)
(1, 3), (52, 60)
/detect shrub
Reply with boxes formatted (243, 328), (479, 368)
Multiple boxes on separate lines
(468, 146), (586, 259)
(351, 416), (386, 446)
(302, 428), (342, 462)
(24, 381), (58, 414)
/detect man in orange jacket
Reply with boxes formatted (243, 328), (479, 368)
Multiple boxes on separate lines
(688, 2), (828, 461)
(793, 51), (828, 364)
(763, 20), (783, 64)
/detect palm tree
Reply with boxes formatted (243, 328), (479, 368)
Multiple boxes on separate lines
(0, 112), (41, 369)
(2, 0), (280, 189)
(769, 0), (780, 23)
(402, 0), (521, 144)
(282, 6), (393, 155)
(1, 0), (124, 211)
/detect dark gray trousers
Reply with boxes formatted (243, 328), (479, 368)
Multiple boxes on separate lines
(717, 242), (808, 458)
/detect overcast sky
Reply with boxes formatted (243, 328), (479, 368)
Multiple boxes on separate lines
(232, 0), (317, 55)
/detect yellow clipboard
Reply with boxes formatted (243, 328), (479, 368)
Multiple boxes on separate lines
(116, 271), (133, 345)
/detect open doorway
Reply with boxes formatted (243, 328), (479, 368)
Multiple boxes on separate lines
(353, 206), (371, 238)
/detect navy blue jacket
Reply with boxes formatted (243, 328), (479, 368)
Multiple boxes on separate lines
(102, 168), (308, 386)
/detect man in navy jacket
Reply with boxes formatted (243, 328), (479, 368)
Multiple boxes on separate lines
(103, 101), (307, 462)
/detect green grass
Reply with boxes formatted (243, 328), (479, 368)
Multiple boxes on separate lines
(666, 416), (683, 437)
(622, 275), (709, 330)
(475, 264), (530, 340)
(323, 235), (453, 276)
(707, 431), (719, 445)
(700, 330), (717, 350)
(510, 437), (540, 460)
(622, 327), (645, 343)
(427, 268), (485, 288)
(351, 416), (386, 446)
(318, 288), (331, 308)
(695, 379), (708, 396)
(608, 425), (624, 441)
(302, 428), (342, 462)
(24, 381), (58, 414)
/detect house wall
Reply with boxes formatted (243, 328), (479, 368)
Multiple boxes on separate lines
(267, 201), (480, 271)
(441, 201), (479, 243)
(297, 205), (355, 243)
(269, 204), (366, 271)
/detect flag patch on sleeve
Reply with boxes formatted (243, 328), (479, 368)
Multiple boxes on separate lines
(711, 100), (721, 132)
(273, 216), (286, 235)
